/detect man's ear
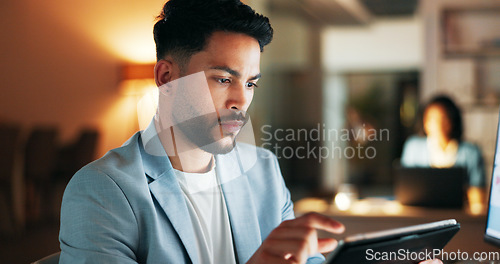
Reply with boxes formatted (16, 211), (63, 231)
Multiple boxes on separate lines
(154, 59), (178, 87)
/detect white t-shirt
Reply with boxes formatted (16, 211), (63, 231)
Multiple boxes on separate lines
(174, 165), (237, 264)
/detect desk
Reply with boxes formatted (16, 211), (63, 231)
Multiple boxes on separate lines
(294, 198), (499, 257)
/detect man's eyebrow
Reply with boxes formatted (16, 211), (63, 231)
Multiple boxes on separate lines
(249, 73), (261, 81)
(209, 66), (261, 80)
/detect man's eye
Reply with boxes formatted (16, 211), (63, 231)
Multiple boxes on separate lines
(217, 78), (231, 84)
(246, 82), (258, 88)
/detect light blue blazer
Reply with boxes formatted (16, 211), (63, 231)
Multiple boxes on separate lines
(59, 121), (324, 264)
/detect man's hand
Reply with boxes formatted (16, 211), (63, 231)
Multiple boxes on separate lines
(247, 212), (345, 264)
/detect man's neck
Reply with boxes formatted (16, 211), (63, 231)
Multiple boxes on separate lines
(169, 148), (214, 173)
(154, 119), (214, 173)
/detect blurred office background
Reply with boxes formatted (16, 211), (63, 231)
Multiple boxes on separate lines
(1, 0), (500, 263)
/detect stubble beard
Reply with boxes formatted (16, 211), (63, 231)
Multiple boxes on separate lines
(173, 111), (240, 155)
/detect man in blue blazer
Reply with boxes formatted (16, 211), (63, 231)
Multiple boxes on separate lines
(59, 1), (443, 263)
(59, 0), (344, 263)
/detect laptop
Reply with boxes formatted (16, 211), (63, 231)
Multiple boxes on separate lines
(395, 167), (467, 208)
(484, 111), (500, 247)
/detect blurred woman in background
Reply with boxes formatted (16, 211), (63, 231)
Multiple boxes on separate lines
(401, 95), (486, 210)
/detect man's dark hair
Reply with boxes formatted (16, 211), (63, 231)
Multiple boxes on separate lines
(153, 0), (273, 66)
(424, 95), (463, 141)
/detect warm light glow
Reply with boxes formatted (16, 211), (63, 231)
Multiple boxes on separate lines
(467, 187), (485, 215)
(117, 78), (159, 131)
(99, 95), (140, 156)
(294, 198), (329, 213)
(117, 62), (159, 135)
(469, 203), (484, 215)
(119, 79), (157, 96)
(350, 200), (371, 214)
(98, 80), (158, 157)
(44, 0), (165, 63)
(137, 86), (159, 131)
(382, 201), (404, 215)
(348, 198), (403, 215)
(335, 192), (354, 211)
(334, 184), (358, 211)
(109, 29), (157, 63)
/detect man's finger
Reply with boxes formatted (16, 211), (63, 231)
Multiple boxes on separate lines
(262, 239), (310, 264)
(283, 213), (345, 234)
(268, 226), (316, 240)
(317, 238), (338, 253)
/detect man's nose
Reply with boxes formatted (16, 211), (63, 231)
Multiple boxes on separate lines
(225, 82), (249, 110)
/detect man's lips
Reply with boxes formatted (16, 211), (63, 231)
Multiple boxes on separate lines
(220, 120), (244, 133)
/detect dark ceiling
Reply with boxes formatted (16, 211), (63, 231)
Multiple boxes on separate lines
(360, 0), (419, 16)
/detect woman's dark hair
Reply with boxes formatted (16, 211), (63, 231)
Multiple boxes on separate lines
(424, 95), (463, 141)
(153, 0), (273, 65)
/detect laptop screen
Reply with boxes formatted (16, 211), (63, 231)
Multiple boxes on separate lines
(485, 114), (500, 247)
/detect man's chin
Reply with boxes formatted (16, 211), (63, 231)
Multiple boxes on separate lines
(200, 137), (236, 155)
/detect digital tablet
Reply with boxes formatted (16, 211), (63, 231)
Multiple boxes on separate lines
(325, 219), (460, 264)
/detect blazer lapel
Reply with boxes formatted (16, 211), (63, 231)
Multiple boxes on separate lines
(216, 146), (262, 263)
(148, 172), (200, 264)
(140, 121), (200, 264)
